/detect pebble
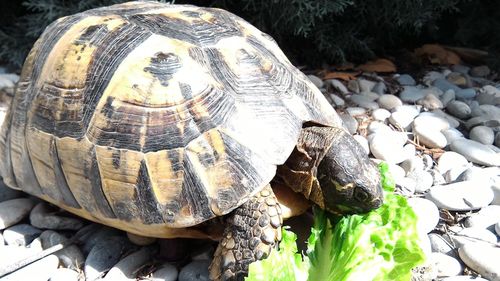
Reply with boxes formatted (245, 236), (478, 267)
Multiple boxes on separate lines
(440, 89), (456, 107)
(446, 72), (467, 87)
(352, 135), (369, 154)
(444, 164), (472, 183)
(84, 236), (130, 281)
(81, 225), (121, 254)
(470, 65), (490, 77)
(345, 106), (366, 116)
(3, 224), (42, 246)
(414, 125), (447, 148)
(347, 79), (360, 93)
(360, 91), (380, 100)
(451, 65), (470, 75)
(400, 156), (424, 174)
(372, 82), (386, 95)
(388, 164), (406, 182)
(464, 205), (500, 229)
(30, 202), (85, 230)
(407, 198), (439, 234)
(389, 106), (420, 130)
(459, 243), (500, 281)
(178, 260), (211, 281)
(431, 252), (463, 277)
(441, 276), (489, 281)
(399, 86), (426, 102)
(428, 233), (456, 257)
(477, 86), (500, 105)
(327, 79), (348, 94)
(495, 132), (500, 147)
(451, 227), (498, 248)
(150, 263), (179, 281)
(496, 221), (500, 236)
(371, 108), (391, 121)
(408, 170), (434, 193)
(430, 169), (447, 186)
(413, 113), (450, 131)
(49, 268), (80, 281)
(340, 113), (358, 134)
(358, 78), (376, 92)
(0, 198), (36, 230)
(417, 94), (443, 110)
(423, 71), (445, 85)
(396, 177), (417, 195)
(431, 109), (460, 128)
(396, 74), (416, 86)
(369, 131), (408, 164)
(0, 181), (22, 202)
(307, 75), (323, 88)
(450, 139), (500, 166)
(349, 94), (379, 109)
(455, 88), (476, 100)
(40, 230), (85, 270)
(469, 126), (495, 145)
(446, 100), (471, 119)
(433, 78), (461, 92)
(103, 246), (154, 280)
(425, 180), (494, 211)
(437, 151), (469, 175)
(1, 255), (59, 281)
(328, 93), (345, 107)
(0, 74), (19, 89)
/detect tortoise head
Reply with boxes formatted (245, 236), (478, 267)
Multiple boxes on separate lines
(316, 130), (383, 214)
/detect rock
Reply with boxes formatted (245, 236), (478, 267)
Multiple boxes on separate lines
(127, 232), (157, 246)
(396, 74), (416, 86)
(444, 164), (472, 183)
(437, 151), (469, 175)
(440, 89), (456, 107)
(442, 128), (464, 145)
(345, 106), (366, 116)
(328, 94), (345, 107)
(446, 72), (467, 86)
(451, 227), (498, 248)
(103, 246), (154, 280)
(150, 263), (178, 281)
(469, 126), (495, 145)
(431, 252), (463, 277)
(80, 225), (121, 254)
(49, 268), (80, 281)
(496, 221), (500, 236)
(459, 243), (500, 281)
(441, 276), (489, 281)
(413, 113), (450, 131)
(347, 79), (360, 93)
(429, 169), (447, 186)
(28, 237), (43, 251)
(451, 65), (470, 75)
(0, 181), (22, 203)
(496, 132), (500, 147)
(456, 88), (476, 100)
(1, 255), (59, 281)
(423, 71), (445, 85)
(426, 180), (494, 211)
(408, 170), (434, 193)
(417, 94), (443, 110)
(422, 86), (444, 97)
(0, 198), (36, 230)
(30, 202), (85, 230)
(367, 121), (392, 134)
(476, 91), (500, 106)
(339, 113), (358, 134)
(408, 198), (439, 234)
(326, 79), (348, 94)
(414, 125), (447, 148)
(3, 224), (42, 246)
(369, 131), (408, 164)
(307, 75), (323, 88)
(470, 65), (490, 77)
(446, 100), (471, 119)
(465, 116), (500, 130)
(371, 108), (391, 121)
(84, 236), (130, 281)
(464, 205), (500, 229)
(349, 94), (379, 109)
(0, 245), (39, 268)
(372, 82), (387, 95)
(399, 86), (426, 102)
(40, 230), (85, 270)
(400, 156), (424, 174)
(450, 139), (500, 166)
(358, 78), (376, 92)
(389, 105), (420, 130)
(388, 164), (406, 182)
(433, 78), (461, 92)
(360, 91), (380, 100)
(178, 260), (210, 281)
(396, 177), (417, 196)
(430, 109), (460, 128)
(352, 135), (369, 154)
(422, 154), (434, 171)
(0, 74), (19, 89)
(428, 233), (455, 257)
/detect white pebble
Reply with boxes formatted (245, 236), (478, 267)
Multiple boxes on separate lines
(408, 198), (440, 234)
(425, 180), (494, 211)
(430, 252), (463, 277)
(464, 205), (500, 229)
(459, 243), (500, 281)
(377, 94), (402, 110)
(469, 125), (495, 145)
(437, 151), (469, 175)
(371, 108), (391, 121)
(352, 135), (369, 154)
(450, 139), (500, 166)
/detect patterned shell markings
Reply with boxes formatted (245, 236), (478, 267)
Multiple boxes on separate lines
(0, 2), (340, 228)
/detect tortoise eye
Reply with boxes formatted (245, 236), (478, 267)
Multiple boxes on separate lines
(354, 188), (369, 202)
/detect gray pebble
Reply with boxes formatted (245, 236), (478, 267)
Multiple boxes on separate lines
(0, 198), (36, 230)
(371, 108), (391, 121)
(425, 180), (494, 211)
(178, 260), (210, 281)
(396, 177), (416, 196)
(414, 112), (450, 131)
(369, 131), (408, 164)
(470, 65), (490, 77)
(1, 255), (59, 281)
(328, 93), (345, 107)
(496, 221), (500, 236)
(377, 94), (402, 110)
(306, 75), (323, 88)
(441, 276), (489, 281)
(0, 231), (4, 246)
(459, 243), (500, 281)
(84, 236), (130, 281)
(81, 225), (121, 254)
(49, 268), (80, 281)
(430, 252), (463, 277)
(430, 109), (460, 128)
(440, 89), (456, 107)
(400, 156), (424, 174)
(347, 79), (360, 93)
(452, 227), (498, 248)
(413, 125), (447, 148)
(30, 202), (85, 230)
(428, 233), (456, 257)
(0, 181), (22, 203)
(450, 139), (500, 166)
(345, 106), (366, 116)
(396, 74), (416, 86)
(451, 64), (470, 75)
(372, 81), (386, 95)
(469, 125), (495, 145)
(442, 128), (464, 145)
(358, 78), (376, 92)
(496, 132), (500, 147)
(423, 71), (445, 85)
(455, 88), (476, 100)
(339, 113), (358, 134)
(432, 78), (461, 92)
(399, 86), (426, 102)
(476, 90), (500, 106)
(326, 79), (348, 94)
(150, 263), (178, 281)
(417, 94), (443, 110)
(446, 100), (471, 119)
(40, 230), (85, 270)
(352, 135), (369, 154)
(408, 170), (434, 193)
(444, 164), (472, 183)
(3, 224), (42, 246)
(104, 246), (154, 280)
(429, 168), (447, 186)
(349, 94), (379, 110)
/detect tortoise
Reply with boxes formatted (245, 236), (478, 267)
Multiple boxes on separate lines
(0, 1), (383, 280)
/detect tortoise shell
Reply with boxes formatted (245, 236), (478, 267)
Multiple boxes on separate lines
(0, 1), (341, 236)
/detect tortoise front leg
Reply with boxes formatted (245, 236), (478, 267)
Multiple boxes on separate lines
(209, 184), (283, 281)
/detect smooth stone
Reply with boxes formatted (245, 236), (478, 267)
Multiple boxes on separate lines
(371, 108), (391, 121)
(441, 276), (489, 281)
(414, 113), (450, 131)
(372, 82), (387, 95)
(81, 225), (121, 254)
(451, 64), (470, 75)
(452, 227), (498, 248)
(446, 100), (471, 119)
(444, 164), (472, 183)
(1, 255), (59, 281)
(327, 79), (348, 94)
(358, 78), (376, 92)
(40, 230), (85, 270)
(307, 75), (323, 88)
(352, 135), (369, 154)
(495, 132), (500, 147)
(465, 116), (500, 130)
(359, 91), (380, 100)
(0, 74), (19, 89)
(399, 86), (426, 102)
(340, 113), (358, 134)
(408, 198), (439, 234)
(422, 154), (434, 171)
(127, 232), (157, 246)
(430, 109), (460, 128)
(426, 180), (494, 211)
(464, 205), (500, 229)
(433, 78), (461, 92)
(0, 245), (39, 268)
(423, 71), (445, 85)
(388, 164), (406, 182)
(496, 221), (500, 236)
(402, 143), (416, 160)
(396, 74), (416, 86)
(0, 198), (36, 230)
(103, 247), (154, 280)
(377, 94), (403, 110)
(470, 104), (500, 118)
(84, 236), (130, 281)
(456, 88), (476, 100)
(388, 111), (414, 130)
(178, 260), (210, 281)
(400, 156), (424, 174)
(328, 93), (345, 107)
(456, 166), (499, 182)
(469, 126), (495, 145)
(429, 169), (447, 186)
(3, 224), (42, 246)
(428, 233), (455, 257)
(437, 151), (469, 175)
(49, 268), (80, 281)
(408, 170), (434, 193)
(442, 129), (464, 145)
(349, 94), (379, 109)
(396, 177), (416, 196)
(442, 69), (452, 76)
(28, 237), (43, 251)
(446, 72), (467, 87)
(150, 263), (178, 281)
(0, 181), (22, 202)
(414, 125), (447, 148)
(367, 121), (392, 134)
(417, 94), (443, 110)
(477, 85), (500, 105)
(30, 202), (85, 230)
(369, 131), (408, 164)
(450, 139), (500, 166)
(470, 65), (490, 77)
(347, 80), (360, 93)
(431, 252), (463, 277)
(345, 106), (366, 116)
(459, 243), (500, 281)
(440, 89), (456, 107)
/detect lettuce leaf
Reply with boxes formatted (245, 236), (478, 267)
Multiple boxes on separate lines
(246, 162), (425, 281)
